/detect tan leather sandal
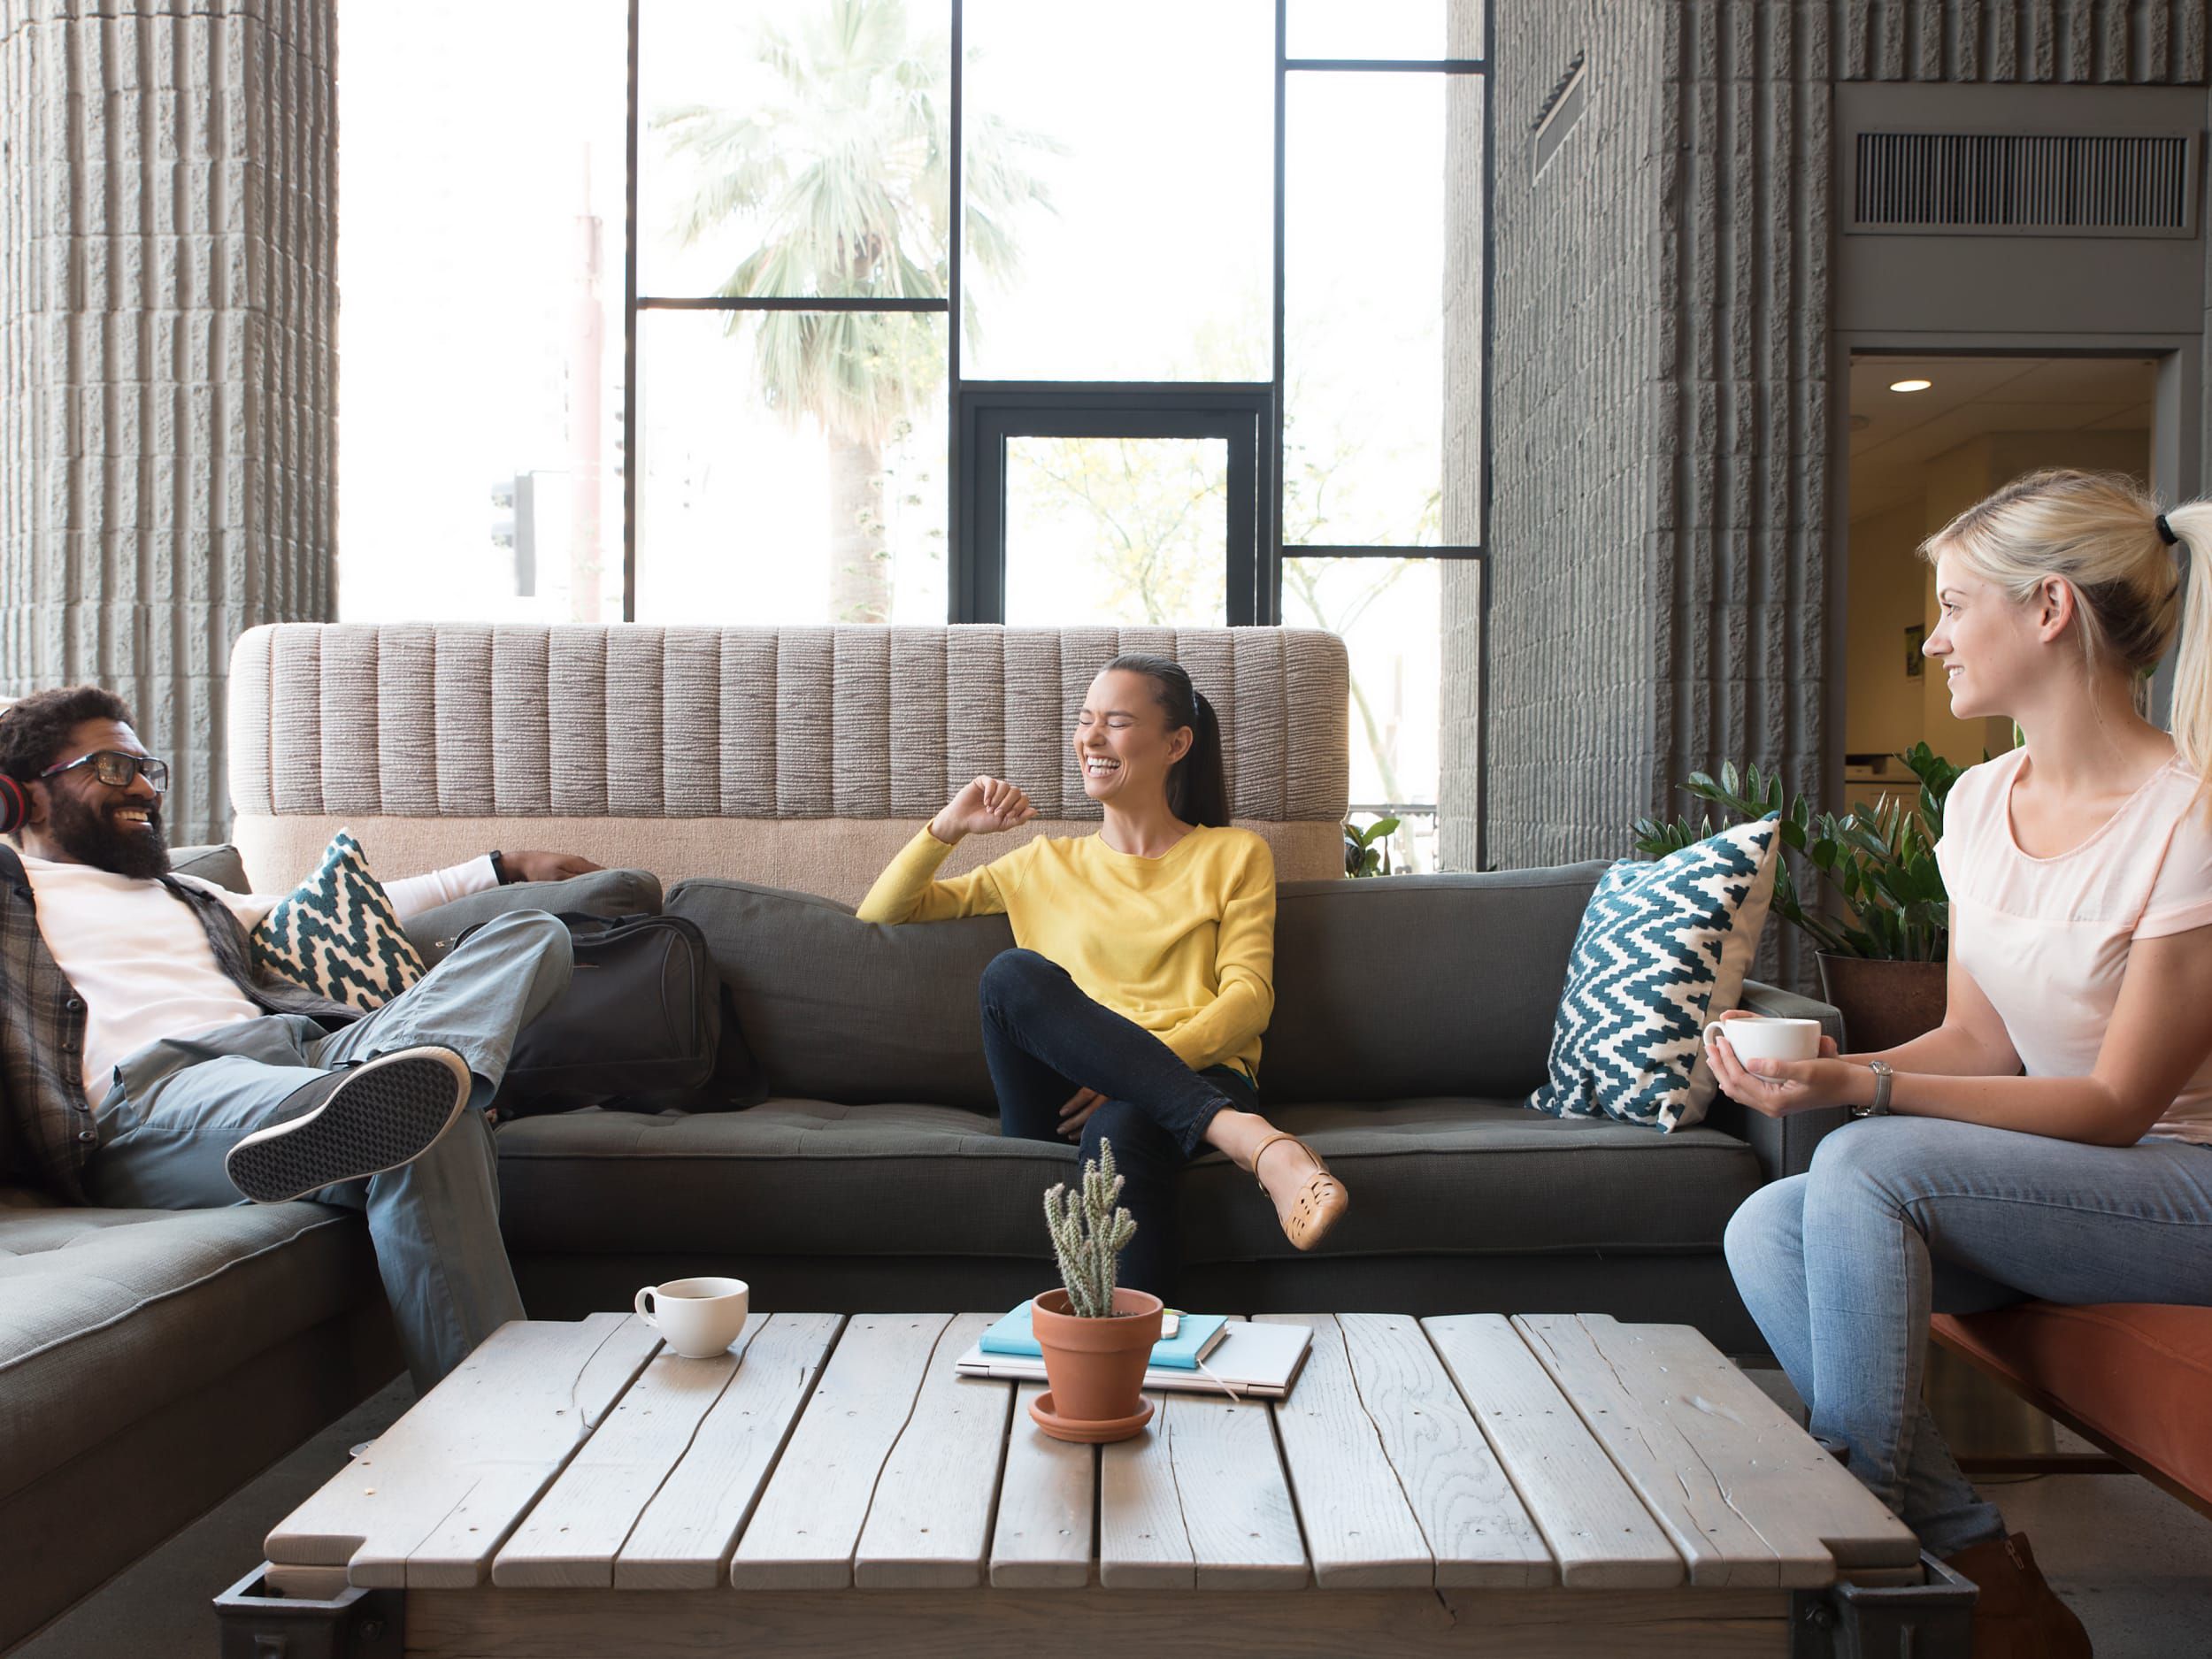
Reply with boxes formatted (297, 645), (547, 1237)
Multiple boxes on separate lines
(1250, 1132), (1348, 1251)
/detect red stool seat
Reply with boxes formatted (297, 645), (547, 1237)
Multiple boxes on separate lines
(1932, 1302), (2212, 1514)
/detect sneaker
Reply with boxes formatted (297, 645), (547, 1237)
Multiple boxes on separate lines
(225, 1047), (473, 1204)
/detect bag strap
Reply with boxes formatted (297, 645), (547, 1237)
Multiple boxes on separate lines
(453, 910), (661, 949)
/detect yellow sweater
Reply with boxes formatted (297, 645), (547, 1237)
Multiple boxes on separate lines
(856, 825), (1277, 1079)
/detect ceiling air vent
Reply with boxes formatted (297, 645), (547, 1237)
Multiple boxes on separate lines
(1850, 131), (2195, 237)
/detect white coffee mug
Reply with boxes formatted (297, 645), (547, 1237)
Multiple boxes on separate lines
(634, 1276), (749, 1359)
(1704, 1016), (1823, 1066)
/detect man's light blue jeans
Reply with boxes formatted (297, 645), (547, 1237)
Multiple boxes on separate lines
(1725, 1115), (2212, 1556)
(85, 910), (572, 1391)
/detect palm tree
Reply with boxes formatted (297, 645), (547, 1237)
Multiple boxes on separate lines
(654, 1), (1055, 622)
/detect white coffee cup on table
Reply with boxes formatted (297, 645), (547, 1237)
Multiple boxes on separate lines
(1704, 1016), (1823, 1066)
(633, 1276), (749, 1358)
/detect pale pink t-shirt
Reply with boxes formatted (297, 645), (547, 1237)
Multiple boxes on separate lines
(1935, 745), (2212, 1146)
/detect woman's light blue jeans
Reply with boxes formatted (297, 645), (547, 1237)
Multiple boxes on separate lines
(1724, 1115), (2212, 1556)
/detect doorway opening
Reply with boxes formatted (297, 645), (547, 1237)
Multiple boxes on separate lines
(1842, 354), (2158, 810)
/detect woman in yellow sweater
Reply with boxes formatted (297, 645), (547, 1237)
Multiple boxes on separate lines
(857, 653), (1349, 1294)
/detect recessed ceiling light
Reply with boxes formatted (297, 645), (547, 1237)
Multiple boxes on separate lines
(1889, 378), (1932, 393)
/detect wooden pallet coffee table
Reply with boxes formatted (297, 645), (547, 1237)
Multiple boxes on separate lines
(236, 1310), (1932, 1657)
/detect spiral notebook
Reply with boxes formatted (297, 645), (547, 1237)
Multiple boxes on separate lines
(954, 1317), (1311, 1401)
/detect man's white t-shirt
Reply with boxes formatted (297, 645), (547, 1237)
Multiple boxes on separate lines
(19, 853), (496, 1105)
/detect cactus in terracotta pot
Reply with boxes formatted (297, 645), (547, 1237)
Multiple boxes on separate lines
(1030, 1138), (1164, 1441)
(1041, 1139), (1137, 1317)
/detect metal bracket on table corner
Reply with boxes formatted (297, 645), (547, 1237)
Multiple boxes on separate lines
(213, 1563), (403, 1659)
(1792, 1551), (1977, 1659)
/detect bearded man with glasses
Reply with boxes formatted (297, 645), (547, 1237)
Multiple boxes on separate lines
(0, 686), (600, 1389)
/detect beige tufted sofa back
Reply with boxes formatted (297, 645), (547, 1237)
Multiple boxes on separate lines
(225, 625), (1352, 902)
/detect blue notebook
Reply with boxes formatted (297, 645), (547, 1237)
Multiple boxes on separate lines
(979, 1302), (1229, 1371)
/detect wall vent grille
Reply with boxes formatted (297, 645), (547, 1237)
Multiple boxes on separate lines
(1852, 132), (2193, 235)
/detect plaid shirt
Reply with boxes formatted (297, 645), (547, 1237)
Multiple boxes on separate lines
(0, 847), (358, 1202)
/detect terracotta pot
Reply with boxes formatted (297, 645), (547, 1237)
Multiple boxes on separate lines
(1031, 1287), (1164, 1425)
(1816, 954), (1947, 1054)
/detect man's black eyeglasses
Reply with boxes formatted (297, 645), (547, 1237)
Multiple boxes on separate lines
(40, 750), (170, 794)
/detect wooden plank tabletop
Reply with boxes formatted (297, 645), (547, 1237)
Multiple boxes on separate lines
(265, 1313), (661, 1588)
(1514, 1313), (1922, 1586)
(988, 1379), (1094, 1588)
(726, 1313), (957, 1588)
(852, 1313), (1013, 1588)
(264, 1307), (1914, 1605)
(1263, 1313), (1555, 1589)
(610, 1311), (842, 1589)
(1422, 1314), (1687, 1588)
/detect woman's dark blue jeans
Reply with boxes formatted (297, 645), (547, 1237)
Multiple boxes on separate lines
(978, 948), (1257, 1301)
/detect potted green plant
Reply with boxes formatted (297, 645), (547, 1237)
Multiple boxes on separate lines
(1632, 744), (1967, 1052)
(1028, 1140), (1164, 1444)
(1344, 813), (1402, 878)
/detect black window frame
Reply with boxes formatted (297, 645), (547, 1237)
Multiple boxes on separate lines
(957, 385), (1275, 625)
(623, 0), (1494, 862)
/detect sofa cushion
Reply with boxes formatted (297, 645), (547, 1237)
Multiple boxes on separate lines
(497, 1100), (1051, 1256)
(1181, 1101), (1762, 1263)
(1263, 864), (1609, 1103)
(494, 1097), (1761, 1267)
(671, 864), (1624, 1110)
(667, 879), (1010, 1105)
(167, 842), (251, 893)
(406, 866), (666, 965)
(0, 1194), (381, 1502)
(1530, 819), (1781, 1132)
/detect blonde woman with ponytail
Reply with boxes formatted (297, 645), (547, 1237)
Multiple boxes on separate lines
(1715, 470), (2212, 1659)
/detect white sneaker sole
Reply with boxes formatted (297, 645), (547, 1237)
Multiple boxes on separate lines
(224, 1047), (472, 1204)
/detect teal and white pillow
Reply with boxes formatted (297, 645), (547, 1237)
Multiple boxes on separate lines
(250, 830), (427, 1011)
(1527, 817), (1781, 1132)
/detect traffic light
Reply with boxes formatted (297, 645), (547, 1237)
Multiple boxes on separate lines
(491, 474), (538, 596)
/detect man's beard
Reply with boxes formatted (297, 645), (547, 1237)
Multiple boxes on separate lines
(46, 789), (171, 879)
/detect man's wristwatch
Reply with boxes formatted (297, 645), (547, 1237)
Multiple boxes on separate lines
(1850, 1060), (1894, 1118)
(489, 849), (511, 886)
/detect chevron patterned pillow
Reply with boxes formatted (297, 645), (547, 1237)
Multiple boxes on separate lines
(250, 830), (428, 1012)
(1527, 816), (1782, 1133)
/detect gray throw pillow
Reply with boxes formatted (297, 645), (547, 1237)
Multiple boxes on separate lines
(405, 868), (664, 965)
(666, 877), (1009, 1109)
(166, 842), (250, 895)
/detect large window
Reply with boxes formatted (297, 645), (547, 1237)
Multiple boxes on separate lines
(335, 1), (628, 625)
(338, 1), (1489, 870)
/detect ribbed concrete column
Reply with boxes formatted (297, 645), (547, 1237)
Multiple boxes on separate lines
(1445, 0), (2209, 985)
(0, 0), (335, 844)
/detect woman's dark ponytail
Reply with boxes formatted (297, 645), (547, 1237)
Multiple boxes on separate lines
(1104, 653), (1230, 827)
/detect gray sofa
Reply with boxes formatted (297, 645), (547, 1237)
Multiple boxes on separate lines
(1, 619), (1849, 1647)
(0, 851), (1843, 1649)
(495, 862), (1847, 1345)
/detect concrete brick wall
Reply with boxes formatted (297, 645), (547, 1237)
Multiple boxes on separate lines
(1444, 0), (2208, 981)
(1442, 1), (1665, 873)
(0, 0), (337, 843)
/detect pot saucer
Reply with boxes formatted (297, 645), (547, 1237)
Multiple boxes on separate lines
(1030, 1390), (1154, 1444)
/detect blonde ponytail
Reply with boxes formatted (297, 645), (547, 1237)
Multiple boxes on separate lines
(1921, 467), (2199, 749)
(2165, 501), (2212, 784)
